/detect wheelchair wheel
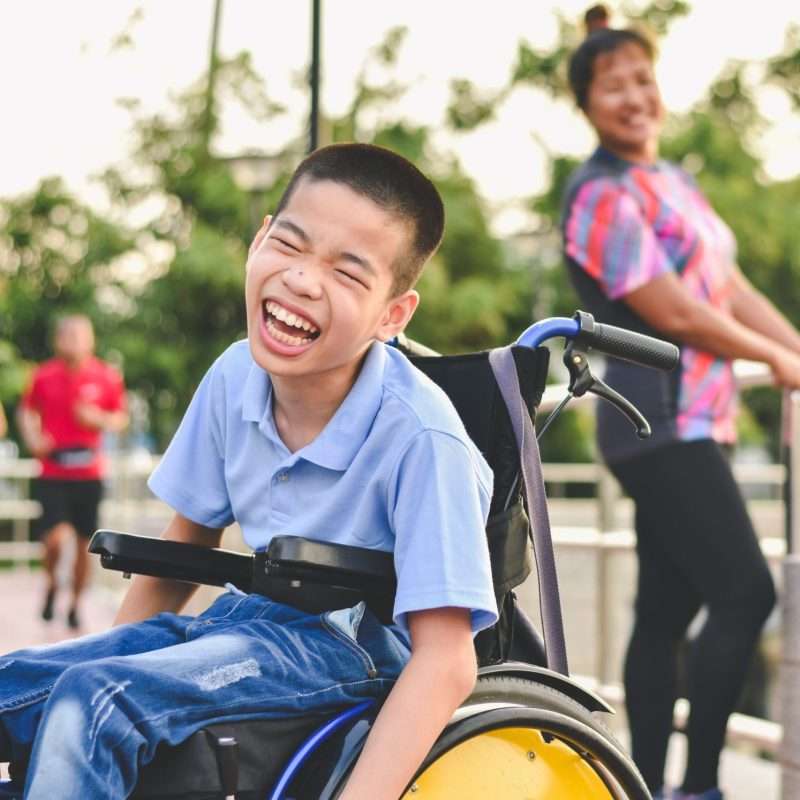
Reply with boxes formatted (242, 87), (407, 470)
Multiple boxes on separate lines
(399, 676), (649, 799)
(466, 674), (621, 747)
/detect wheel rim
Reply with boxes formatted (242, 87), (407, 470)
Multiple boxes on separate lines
(401, 727), (614, 798)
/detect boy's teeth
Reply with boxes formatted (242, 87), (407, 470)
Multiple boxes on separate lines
(264, 301), (318, 334)
(266, 316), (310, 346)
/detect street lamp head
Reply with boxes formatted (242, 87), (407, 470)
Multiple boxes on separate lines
(219, 151), (283, 193)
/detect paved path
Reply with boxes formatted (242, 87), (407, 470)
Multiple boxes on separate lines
(0, 567), (120, 652)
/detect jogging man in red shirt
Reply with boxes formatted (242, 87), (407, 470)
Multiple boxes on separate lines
(18, 315), (128, 629)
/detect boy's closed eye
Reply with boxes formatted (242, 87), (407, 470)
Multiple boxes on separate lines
(335, 268), (368, 288)
(271, 237), (301, 253)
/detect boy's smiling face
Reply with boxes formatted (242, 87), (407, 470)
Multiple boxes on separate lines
(245, 177), (419, 385)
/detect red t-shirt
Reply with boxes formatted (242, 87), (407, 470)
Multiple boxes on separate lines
(21, 357), (127, 480)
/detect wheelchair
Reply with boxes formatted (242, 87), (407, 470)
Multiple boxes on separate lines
(1, 311), (677, 799)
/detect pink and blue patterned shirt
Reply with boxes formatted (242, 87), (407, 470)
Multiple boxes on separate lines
(562, 147), (738, 462)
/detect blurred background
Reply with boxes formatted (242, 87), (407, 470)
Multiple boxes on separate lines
(1, 2), (799, 793)
(1, 0), (798, 460)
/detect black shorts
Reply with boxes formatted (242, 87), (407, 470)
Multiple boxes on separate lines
(32, 479), (104, 539)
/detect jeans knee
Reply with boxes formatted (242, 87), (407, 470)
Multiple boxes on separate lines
(47, 661), (135, 758)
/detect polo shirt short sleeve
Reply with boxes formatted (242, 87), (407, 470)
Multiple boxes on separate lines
(389, 428), (496, 634)
(564, 176), (673, 300)
(148, 353), (234, 529)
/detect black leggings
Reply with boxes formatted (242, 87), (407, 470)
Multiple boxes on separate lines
(610, 439), (776, 794)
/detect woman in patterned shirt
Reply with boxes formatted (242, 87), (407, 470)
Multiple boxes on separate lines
(562, 6), (800, 800)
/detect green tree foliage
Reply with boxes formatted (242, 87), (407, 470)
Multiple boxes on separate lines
(0, 27), (527, 448)
(2, 5), (799, 462)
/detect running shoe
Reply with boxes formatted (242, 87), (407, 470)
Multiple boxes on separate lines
(67, 607), (81, 630)
(40, 588), (55, 622)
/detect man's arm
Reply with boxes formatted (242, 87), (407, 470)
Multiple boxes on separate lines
(339, 607), (477, 800)
(16, 405), (54, 457)
(113, 512), (223, 625)
(74, 403), (129, 433)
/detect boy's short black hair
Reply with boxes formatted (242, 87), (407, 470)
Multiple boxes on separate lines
(273, 143), (445, 296)
(568, 4), (656, 110)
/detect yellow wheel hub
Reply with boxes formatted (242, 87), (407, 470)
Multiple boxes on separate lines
(402, 727), (613, 799)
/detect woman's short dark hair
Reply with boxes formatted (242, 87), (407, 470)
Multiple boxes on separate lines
(273, 143), (445, 296)
(568, 4), (656, 110)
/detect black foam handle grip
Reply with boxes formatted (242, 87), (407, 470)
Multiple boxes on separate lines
(575, 311), (679, 371)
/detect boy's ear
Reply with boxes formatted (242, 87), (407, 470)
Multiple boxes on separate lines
(376, 290), (420, 342)
(248, 214), (273, 259)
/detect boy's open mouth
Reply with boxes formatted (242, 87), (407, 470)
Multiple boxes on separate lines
(262, 300), (321, 347)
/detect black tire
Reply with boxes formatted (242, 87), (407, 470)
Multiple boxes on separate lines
(467, 674), (622, 748)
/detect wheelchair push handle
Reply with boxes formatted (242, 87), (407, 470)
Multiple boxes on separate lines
(516, 310), (679, 372)
(572, 310), (679, 372)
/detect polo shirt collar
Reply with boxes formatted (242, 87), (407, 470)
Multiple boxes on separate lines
(241, 342), (387, 471)
(242, 360), (270, 424)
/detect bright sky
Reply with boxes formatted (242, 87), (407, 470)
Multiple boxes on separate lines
(2, 0), (799, 231)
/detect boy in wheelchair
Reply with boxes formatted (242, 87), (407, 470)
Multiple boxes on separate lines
(0, 144), (500, 799)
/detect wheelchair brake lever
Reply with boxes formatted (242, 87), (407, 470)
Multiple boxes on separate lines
(564, 344), (651, 439)
(588, 377), (651, 439)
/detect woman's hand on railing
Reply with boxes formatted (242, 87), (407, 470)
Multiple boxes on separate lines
(768, 346), (800, 390)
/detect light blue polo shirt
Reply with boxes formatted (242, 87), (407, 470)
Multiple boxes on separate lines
(148, 340), (498, 636)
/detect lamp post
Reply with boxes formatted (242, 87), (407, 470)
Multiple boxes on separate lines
(309, 0), (322, 153)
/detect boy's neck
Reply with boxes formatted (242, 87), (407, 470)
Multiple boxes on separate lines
(270, 353), (367, 453)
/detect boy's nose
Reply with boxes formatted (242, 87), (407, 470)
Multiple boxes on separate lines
(282, 262), (322, 299)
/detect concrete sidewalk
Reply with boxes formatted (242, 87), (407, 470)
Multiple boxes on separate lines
(0, 567), (120, 651)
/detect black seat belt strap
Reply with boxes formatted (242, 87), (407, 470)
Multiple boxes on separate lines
(205, 726), (240, 799)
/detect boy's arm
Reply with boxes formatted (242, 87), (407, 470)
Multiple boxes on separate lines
(113, 512), (223, 625)
(339, 607), (477, 800)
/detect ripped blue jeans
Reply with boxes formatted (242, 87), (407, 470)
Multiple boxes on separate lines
(0, 591), (409, 799)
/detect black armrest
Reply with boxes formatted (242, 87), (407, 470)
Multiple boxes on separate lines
(265, 536), (395, 590)
(256, 536), (397, 624)
(89, 531), (398, 623)
(89, 530), (254, 591)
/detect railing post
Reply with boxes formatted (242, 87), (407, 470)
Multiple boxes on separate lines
(782, 391), (800, 798)
(594, 467), (618, 686)
(13, 475), (31, 572)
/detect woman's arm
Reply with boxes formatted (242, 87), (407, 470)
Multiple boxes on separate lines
(338, 607), (477, 800)
(624, 271), (800, 389)
(113, 513), (223, 625)
(728, 268), (800, 355)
